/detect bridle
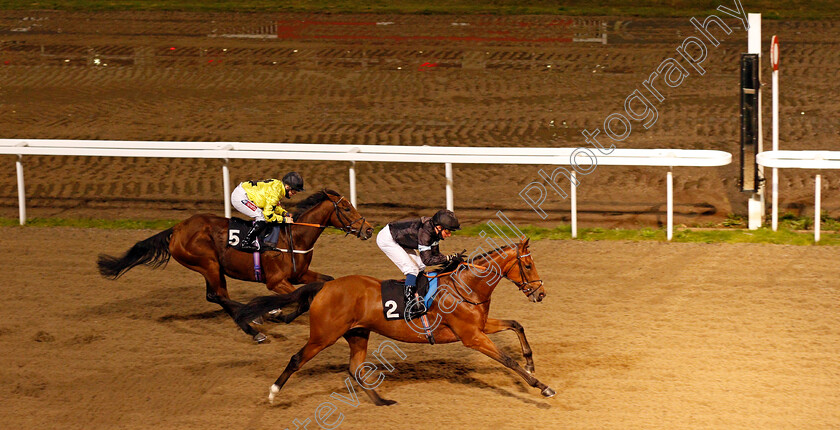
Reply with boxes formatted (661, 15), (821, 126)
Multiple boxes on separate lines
(501, 246), (544, 300)
(291, 194), (367, 237)
(329, 196), (367, 238)
(283, 194), (367, 272)
(442, 244), (544, 305)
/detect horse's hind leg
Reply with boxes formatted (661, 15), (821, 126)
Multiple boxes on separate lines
(344, 329), (396, 406)
(483, 318), (535, 373)
(203, 279), (265, 342)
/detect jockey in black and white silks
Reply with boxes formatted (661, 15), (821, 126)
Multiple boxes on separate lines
(376, 209), (463, 304)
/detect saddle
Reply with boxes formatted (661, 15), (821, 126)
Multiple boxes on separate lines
(380, 273), (440, 321)
(227, 218), (283, 252)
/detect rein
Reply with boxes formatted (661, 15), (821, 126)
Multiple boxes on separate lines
(422, 263), (490, 306)
(291, 222), (326, 228)
(278, 195), (366, 259)
(289, 196), (366, 237)
(433, 246), (543, 306)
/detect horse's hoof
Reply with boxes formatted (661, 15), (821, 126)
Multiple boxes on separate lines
(525, 364), (535, 374)
(264, 308), (285, 323)
(378, 399), (397, 406)
(268, 384), (280, 404)
(541, 387), (556, 398)
(253, 332), (268, 344)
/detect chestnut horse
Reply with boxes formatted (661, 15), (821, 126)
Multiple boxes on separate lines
(97, 189), (373, 342)
(235, 237), (554, 404)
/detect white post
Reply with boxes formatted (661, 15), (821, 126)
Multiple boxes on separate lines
(771, 35), (780, 231)
(667, 168), (673, 241)
(815, 174), (821, 242)
(748, 13), (765, 230)
(571, 170), (577, 239)
(222, 159), (231, 218)
(349, 161), (357, 208)
(445, 162), (454, 211)
(16, 155), (26, 225)
(349, 147), (360, 208)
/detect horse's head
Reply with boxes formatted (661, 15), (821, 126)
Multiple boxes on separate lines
(323, 190), (374, 240)
(293, 189), (374, 240)
(503, 237), (545, 303)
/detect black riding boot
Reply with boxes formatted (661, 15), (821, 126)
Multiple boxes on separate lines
(403, 273), (427, 319)
(403, 273), (418, 303)
(241, 220), (267, 251)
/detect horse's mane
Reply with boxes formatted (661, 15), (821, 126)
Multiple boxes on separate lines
(436, 244), (514, 275)
(472, 244), (514, 262)
(292, 189), (340, 218)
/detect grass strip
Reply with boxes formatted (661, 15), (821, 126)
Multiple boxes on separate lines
(0, 217), (178, 230)
(456, 223), (840, 245)
(3, 217), (839, 245)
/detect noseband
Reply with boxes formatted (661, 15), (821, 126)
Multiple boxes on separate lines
(445, 245), (544, 305)
(331, 196), (367, 237)
(501, 247), (544, 299)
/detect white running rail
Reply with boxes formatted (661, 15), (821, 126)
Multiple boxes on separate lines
(758, 150), (840, 242)
(0, 139), (731, 239)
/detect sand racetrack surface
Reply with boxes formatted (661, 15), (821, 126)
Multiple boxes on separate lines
(2, 227), (840, 429)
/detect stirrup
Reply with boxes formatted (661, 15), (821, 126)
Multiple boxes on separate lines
(240, 242), (259, 252)
(405, 296), (426, 319)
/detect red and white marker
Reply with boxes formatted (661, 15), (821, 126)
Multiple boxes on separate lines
(770, 35), (780, 71)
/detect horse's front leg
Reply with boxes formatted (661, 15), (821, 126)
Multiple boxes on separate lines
(483, 318), (535, 373)
(297, 269), (334, 284)
(460, 330), (555, 398)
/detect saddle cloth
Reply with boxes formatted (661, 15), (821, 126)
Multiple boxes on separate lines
(227, 218), (282, 252)
(380, 273), (439, 321)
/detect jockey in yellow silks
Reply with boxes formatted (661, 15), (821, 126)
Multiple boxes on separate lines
(231, 171), (304, 251)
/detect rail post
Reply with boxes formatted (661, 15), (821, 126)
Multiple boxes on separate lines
(220, 144), (233, 218)
(667, 168), (673, 241)
(815, 174), (821, 242)
(349, 147), (360, 208)
(16, 154), (26, 225)
(445, 162), (454, 211)
(571, 170), (577, 238)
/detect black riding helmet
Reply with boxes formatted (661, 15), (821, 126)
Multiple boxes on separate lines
(282, 171), (305, 192)
(432, 209), (461, 231)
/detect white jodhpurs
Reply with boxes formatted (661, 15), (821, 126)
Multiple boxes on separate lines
(231, 184), (265, 221)
(377, 224), (424, 276)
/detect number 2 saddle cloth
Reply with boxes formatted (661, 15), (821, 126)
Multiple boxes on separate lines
(380, 274), (440, 321)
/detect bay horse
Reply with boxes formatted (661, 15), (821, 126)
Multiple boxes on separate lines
(97, 189), (373, 342)
(235, 237), (554, 404)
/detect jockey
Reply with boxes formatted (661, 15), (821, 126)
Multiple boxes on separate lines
(231, 171), (305, 252)
(376, 209), (464, 304)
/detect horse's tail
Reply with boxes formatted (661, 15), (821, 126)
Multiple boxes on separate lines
(97, 228), (174, 279)
(235, 281), (326, 326)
